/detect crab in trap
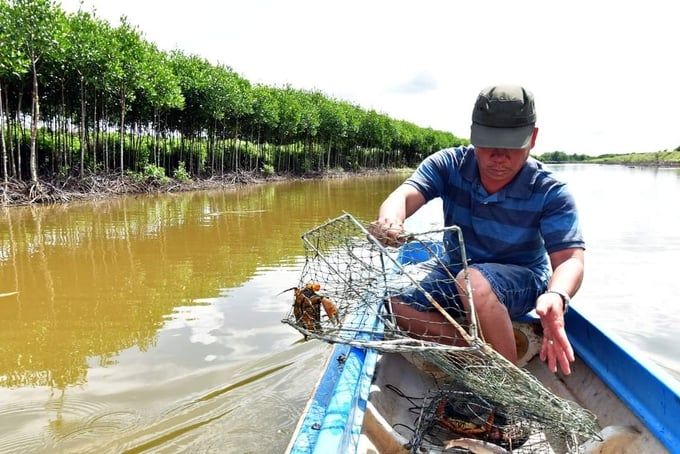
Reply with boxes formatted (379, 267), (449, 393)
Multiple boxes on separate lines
(281, 282), (341, 337)
(434, 397), (529, 450)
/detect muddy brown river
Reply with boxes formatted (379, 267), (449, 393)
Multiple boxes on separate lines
(1, 165), (679, 452)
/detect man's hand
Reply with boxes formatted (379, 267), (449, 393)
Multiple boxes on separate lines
(371, 183), (426, 247)
(535, 292), (575, 375)
(368, 218), (405, 248)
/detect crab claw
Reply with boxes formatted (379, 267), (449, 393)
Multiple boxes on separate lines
(321, 296), (340, 326)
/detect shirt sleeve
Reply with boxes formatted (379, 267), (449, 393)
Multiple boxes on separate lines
(403, 148), (457, 202)
(540, 183), (586, 253)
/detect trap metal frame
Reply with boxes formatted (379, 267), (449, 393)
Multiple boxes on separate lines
(282, 213), (482, 352)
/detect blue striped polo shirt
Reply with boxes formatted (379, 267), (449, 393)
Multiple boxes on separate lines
(405, 146), (584, 281)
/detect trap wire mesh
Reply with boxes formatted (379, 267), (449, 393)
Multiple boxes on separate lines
(282, 213), (599, 451)
(407, 386), (585, 453)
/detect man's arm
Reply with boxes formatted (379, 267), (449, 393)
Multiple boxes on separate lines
(370, 184), (426, 246)
(535, 247), (585, 375)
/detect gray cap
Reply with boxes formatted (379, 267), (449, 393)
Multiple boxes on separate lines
(470, 85), (536, 149)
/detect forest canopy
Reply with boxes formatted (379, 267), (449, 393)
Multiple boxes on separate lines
(0, 0), (467, 187)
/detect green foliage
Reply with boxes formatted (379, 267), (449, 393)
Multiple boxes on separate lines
(251, 84), (280, 132)
(261, 163), (275, 176)
(136, 41), (184, 114)
(10, 0), (66, 66)
(535, 151), (589, 162)
(0, 0), (468, 183)
(0, 1), (30, 79)
(57, 165), (69, 178)
(533, 150), (680, 167)
(106, 17), (146, 107)
(588, 150), (680, 165)
(125, 169), (144, 183)
(142, 164), (170, 183)
(64, 9), (110, 86)
(172, 161), (191, 182)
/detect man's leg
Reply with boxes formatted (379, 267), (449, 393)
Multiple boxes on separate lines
(389, 258), (467, 345)
(391, 260), (541, 364)
(392, 268), (518, 362)
(456, 268), (517, 363)
(391, 300), (467, 346)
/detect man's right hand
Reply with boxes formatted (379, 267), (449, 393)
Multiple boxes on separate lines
(371, 183), (426, 247)
(368, 218), (406, 248)
(535, 292), (575, 375)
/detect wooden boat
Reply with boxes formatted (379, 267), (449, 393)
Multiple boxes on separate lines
(285, 247), (680, 453)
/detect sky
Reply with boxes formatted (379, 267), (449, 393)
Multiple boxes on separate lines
(58, 0), (680, 156)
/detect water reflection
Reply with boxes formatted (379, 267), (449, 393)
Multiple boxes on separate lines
(2, 166), (680, 451)
(0, 174), (407, 392)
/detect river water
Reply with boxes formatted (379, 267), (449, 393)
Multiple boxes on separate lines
(0, 164), (679, 453)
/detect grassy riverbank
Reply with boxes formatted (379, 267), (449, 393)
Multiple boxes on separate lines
(586, 150), (680, 166)
(536, 149), (680, 167)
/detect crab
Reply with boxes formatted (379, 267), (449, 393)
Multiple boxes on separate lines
(283, 282), (341, 335)
(434, 398), (529, 450)
(435, 398), (495, 438)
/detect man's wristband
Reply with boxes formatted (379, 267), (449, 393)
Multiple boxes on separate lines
(545, 290), (570, 313)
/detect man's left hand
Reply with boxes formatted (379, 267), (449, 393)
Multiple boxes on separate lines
(535, 292), (575, 375)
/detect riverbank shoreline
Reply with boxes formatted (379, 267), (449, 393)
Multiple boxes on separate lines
(0, 167), (411, 208)
(3, 160), (677, 208)
(544, 161), (680, 167)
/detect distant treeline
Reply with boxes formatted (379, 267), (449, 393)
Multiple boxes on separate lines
(535, 151), (590, 162)
(0, 0), (466, 186)
(536, 148), (680, 166)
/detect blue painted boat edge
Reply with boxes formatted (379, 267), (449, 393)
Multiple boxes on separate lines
(567, 306), (680, 453)
(348, 347), (379, 450)
(312, 345), (377, 453)
(287, 307), (383, 454)
(312, 307), (384, 453)
(287, 343), (352, 454)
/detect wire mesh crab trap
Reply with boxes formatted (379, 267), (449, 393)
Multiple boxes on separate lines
(281, 212), (478, 351)
(407, 385), (585, 453)
(281, 213), (599, 452)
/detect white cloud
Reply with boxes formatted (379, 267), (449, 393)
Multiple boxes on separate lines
(389, 72), (439, 94)
(60, 0), (680, 155)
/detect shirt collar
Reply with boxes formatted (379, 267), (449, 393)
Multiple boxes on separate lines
(463, 146), (539, 199)
(460, 146), (478, 182)
(508, 157), (540, 198)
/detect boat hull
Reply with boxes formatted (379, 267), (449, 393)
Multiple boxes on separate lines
(286, 307), (680, 453)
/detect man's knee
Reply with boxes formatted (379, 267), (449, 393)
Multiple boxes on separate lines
(456, 268), (497, 312)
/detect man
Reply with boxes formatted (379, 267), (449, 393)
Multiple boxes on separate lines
(370, 85), (584, 375)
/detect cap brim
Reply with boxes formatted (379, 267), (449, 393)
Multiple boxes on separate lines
(470, 123), (534, 149)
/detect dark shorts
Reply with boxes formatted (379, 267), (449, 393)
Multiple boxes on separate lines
(397, 258), (547, 319)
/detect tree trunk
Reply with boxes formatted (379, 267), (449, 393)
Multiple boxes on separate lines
(234, 119), (240, 172)
(16, 92), (23, 180)
(3, 87), (15, 179)
(326, 138), (332, 169)
(256, 125), (261, 170)
(103, 110), (109, 172)
(93, 88), (98, 169)
(0, 83), (8, 185)
(153, 108), (159, 166)
(119, 92), (125, 175)
(60, 79), (65, 171)
(29, 60), (39, 185)
(80, 75), (86, 176)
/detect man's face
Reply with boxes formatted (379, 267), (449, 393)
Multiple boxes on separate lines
(474, 146), (531, 184)
(473, 127), (537, 186)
